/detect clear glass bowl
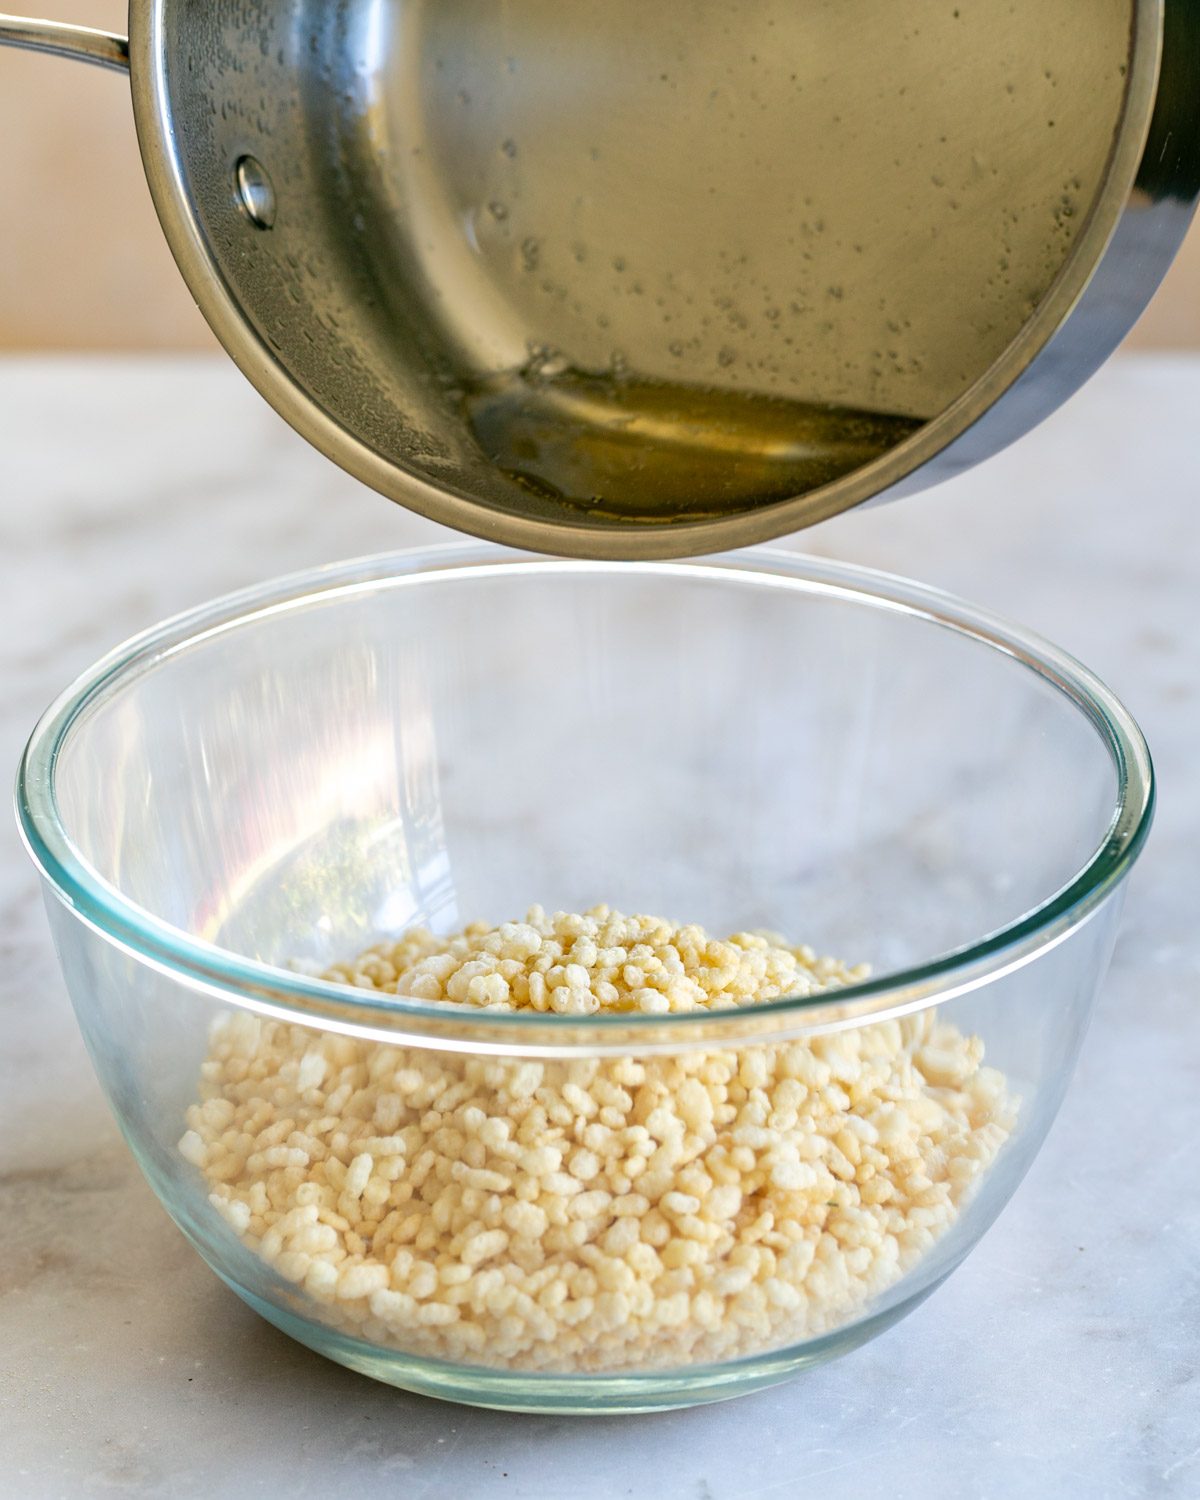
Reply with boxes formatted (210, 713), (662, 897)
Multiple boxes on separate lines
(16, 546), (1152, 1414)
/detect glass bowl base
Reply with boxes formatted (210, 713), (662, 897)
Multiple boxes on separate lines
(224, 1275), (946, 1414)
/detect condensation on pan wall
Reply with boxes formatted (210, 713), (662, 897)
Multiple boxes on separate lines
(0, 0), (1197, 352)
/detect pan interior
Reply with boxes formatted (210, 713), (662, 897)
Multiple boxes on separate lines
(160, 1), (1134, 532)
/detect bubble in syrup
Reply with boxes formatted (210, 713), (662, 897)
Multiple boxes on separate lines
(501, 138), (518, 158)
(525, 344), (570, 380)
(521, 237), (540, 272)
(487, 201), (509, 221)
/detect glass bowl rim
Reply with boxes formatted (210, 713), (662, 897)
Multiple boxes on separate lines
(15, 543), (1154, 1052)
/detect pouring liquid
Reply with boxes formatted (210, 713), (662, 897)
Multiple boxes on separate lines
(464, 363), (923, 521)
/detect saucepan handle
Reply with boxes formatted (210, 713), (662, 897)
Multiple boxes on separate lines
(0, 13), (129, 71)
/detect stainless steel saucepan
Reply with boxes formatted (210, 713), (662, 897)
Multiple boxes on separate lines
(3, 3), (1198, 558)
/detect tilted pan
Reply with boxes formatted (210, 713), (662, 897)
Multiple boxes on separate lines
(3, 4), (1198, 558)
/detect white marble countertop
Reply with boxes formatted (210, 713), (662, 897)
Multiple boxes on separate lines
(1, 353), (1197, 1499)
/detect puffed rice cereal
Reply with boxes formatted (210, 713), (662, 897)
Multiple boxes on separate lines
(180, 905), (1016, 1372)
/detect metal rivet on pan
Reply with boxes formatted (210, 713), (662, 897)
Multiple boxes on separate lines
(234, 156), (276, 229)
